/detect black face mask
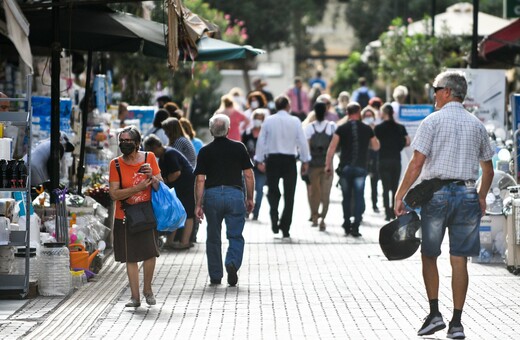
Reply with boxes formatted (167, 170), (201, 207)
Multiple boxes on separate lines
(119, 143), (136, 155)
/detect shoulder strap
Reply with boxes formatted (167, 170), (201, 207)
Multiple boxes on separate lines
(116, 152), (148, 193)
(115, 158), (123, 189)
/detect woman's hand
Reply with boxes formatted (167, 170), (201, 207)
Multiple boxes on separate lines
(136, 177), (153, 191)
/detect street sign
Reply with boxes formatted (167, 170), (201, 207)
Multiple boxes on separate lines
(505, 0), (520, 18)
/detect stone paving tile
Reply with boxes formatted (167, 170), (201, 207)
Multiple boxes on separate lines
(3, 176), (520, 339)
(84, 181), (520, 340)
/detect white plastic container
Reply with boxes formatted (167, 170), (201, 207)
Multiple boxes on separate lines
(71, 270), (87, 290)
(0, 216), (10, 245)
(38, 243), (71, 296)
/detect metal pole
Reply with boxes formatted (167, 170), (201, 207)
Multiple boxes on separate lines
(471, 0), (479, 68)
(431, 0), (436, 37)
(77, 50), (93, 194)
(51, 2), (61, 201)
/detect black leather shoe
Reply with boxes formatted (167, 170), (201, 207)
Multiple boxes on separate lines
(210, 279), (221, 285)
(226, 264), (238, 287)
(271, 224), (279, 234)
(351, 231), (362, 237)
(342, 222), (351, 235)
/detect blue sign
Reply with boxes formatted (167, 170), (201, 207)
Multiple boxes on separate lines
(399, 104), (434, 121)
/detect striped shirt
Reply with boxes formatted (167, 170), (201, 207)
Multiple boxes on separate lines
(172, 136), (197, 168)
(412, 102), (494, 181)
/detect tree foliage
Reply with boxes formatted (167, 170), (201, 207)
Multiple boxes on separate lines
(338, 0), (503, 48)
(375, 18), (470, 103)
(330, 51), (375, 98)
(204, 0), (329, 52)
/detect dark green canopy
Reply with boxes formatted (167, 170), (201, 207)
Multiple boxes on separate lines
(23, 5), (264, 60)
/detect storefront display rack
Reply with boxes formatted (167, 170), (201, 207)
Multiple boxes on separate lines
(0, 75), (33, 297)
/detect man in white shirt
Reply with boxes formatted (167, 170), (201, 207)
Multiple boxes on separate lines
(255, 95), (310, 239)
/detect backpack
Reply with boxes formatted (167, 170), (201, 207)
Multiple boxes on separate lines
(309, 123), (333, 168)
(357, 90), (370, 108)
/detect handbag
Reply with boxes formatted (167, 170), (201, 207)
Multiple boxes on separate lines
(404, 178), (455, 209)
(115, 153), (157, 234)
(121, 200), (157, 234)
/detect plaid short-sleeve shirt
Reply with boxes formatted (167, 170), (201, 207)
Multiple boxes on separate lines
(411, 102), (494, 181)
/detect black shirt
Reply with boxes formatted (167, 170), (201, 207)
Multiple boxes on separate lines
(194, 137), (253, 189)
(374, 120), (408, 161)
(242, 131), (259, 168)
(159, 147), (195, 195)
(335, 120), (374, 170)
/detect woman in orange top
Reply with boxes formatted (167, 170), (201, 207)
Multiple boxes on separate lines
(109, 126), (163, 308)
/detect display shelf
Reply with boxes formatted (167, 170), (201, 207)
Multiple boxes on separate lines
(0, 274), (25, 290)
(0, 188), (27, 192)
(0, 111), (29, 123)
(0, 75), (33, 297)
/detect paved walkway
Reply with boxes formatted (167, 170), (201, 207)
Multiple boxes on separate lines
(1, 177), (520, 339)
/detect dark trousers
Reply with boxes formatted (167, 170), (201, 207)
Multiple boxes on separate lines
(265, 154), (297, 236)
(369, 173), (379, 208)
(379, 159), (401, 216)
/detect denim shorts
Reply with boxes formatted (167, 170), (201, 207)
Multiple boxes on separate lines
(420, 183), (481, 257)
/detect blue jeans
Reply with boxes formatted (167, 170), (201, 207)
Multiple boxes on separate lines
(421, 183), (481, 257)
(338, 165), (368, 228)
(252, 167), (267, 218)
(203, 186), (246, 280)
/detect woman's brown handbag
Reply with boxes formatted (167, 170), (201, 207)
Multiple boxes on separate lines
(121, 200), (156, 234)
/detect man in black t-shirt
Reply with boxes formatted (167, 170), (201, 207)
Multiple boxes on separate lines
(194, 114), (254, 287)
(325, 102), (380, 237)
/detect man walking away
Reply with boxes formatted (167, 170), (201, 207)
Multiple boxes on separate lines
(394, 71), (494, 339)
(325, 102), (379, 237)
(255, 95), (311, 240)
(194, 114), (254, 287)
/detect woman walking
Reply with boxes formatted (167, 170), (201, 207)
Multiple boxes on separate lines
(374, 104), (410, 220)
(109, 126), (163, 307)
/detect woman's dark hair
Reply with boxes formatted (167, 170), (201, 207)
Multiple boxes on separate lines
(164, 102), (182, 118)
(246, 91), (267, 108)
(314, 102), (327, 122)
(179, 117), (196, 139)
(381, 103), (395, 121)
(153, 109), (170, 128)
(162, 117), (187, 145)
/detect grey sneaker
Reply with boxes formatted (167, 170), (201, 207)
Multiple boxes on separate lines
(144, 292), (156, 306)
(447, 324), (465, 339)
(125, 298), (141, 308)
(417, 314), (446, 336)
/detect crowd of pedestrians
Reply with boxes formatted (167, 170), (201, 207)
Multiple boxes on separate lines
(106, 71), (495, 340)
(110, 76), (415, 292)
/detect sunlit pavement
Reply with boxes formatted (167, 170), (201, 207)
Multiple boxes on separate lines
(1, 173), (520, 339)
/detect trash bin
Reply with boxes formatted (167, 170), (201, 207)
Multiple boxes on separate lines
(505, 186), (520, 275)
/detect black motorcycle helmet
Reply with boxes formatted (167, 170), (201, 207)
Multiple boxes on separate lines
(379, 211), (421, 261)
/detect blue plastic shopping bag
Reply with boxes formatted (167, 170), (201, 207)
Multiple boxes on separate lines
(152, 182), (187, 232)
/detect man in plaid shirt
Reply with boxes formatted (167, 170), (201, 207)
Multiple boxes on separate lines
(394, 71), (494, 340)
